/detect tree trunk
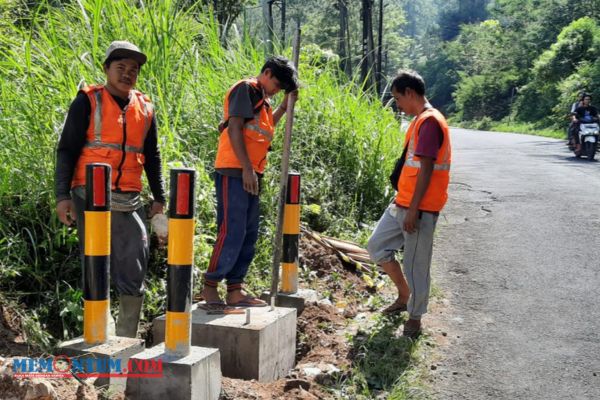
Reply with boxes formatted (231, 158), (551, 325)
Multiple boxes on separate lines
(345, 4), (352, 76)
(280, 0), (286, 44)
(338, 0), (350, 76)
(262, 0), (275, 55)
(376, 0), (384, 94)
(361, 0), (370, 86)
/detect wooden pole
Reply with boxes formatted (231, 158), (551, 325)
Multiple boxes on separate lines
(270, 26), (301, 301)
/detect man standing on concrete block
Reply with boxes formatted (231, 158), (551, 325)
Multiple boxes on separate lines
(367, 70), (451, 339)
(55, 41), (166, 337)
(200, 57), (299, 310)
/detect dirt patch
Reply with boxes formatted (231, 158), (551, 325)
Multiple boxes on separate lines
(0, 357), (100, 400)
(217, 236), (381, 399)
(0, 303), (30, 357)
(0, 300), (104, 400)
(220, 377), (324, 399)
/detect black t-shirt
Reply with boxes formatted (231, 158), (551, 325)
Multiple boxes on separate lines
(574, 105), (599, 123)
(55, 91), (166, 203)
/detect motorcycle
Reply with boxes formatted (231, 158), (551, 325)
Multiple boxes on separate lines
(574, 122), (600, 160)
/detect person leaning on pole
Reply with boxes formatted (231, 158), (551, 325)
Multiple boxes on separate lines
(55, 41), (166, 338)
(199, 56), (299, 311)
(367, 70), (451, 339)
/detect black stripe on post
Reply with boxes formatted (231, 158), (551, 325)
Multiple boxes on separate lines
(85, 163), (111, 211)
(168, 168), (196, 219)
(166, 265), (192, 313)
(282, 234), (299, 264)
(83, 256), (110, 301)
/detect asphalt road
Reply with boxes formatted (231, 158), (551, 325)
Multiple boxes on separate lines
(431, 128), (600, 399)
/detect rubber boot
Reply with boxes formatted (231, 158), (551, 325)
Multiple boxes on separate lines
(116, 294), (144, 338)
(107, 306), (116, 336)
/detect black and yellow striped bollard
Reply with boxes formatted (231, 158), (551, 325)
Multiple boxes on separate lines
(281, 173), (301, 294)
(83, 163), (111, 345)
(165, 168), (196, 357)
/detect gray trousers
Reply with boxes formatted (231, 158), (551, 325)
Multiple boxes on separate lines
(367, 204), (438, 319)
(72, 191), (149, 296)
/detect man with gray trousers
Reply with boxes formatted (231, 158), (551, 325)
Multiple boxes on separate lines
(55, 41), (166, 337)
(368, 70), (451, 339)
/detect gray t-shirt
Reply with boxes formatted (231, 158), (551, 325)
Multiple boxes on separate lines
(217, 82), (264, 177)
(228, 83), (256, 119)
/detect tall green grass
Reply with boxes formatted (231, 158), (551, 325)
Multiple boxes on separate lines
(0, 0), (401, 346)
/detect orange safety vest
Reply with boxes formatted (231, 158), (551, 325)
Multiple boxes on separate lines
(71, 85), (153, 192)
(395, 108), (451, 212)
(214, 78), (274, 174)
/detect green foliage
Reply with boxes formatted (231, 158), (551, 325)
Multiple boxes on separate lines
(454, 72), (518, 121)
(334, 315), (429, 399)
(437, 0), (490, 41)
(514, 17), (600, 125)
(0, 0), (400, 347)
(245, 0), (412, 84)
(448, 20), (519, 120)
(532, 17), (600, 82)
(424, 0), (600, 128)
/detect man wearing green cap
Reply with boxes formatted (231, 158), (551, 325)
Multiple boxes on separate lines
(55, 40), (166, 337)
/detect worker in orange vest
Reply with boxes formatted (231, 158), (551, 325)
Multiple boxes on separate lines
(200, 57), (298, 310)
(367, 70), (451, 339)
(55, 41), (166, 337)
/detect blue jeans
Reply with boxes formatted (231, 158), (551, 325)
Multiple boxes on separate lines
(204, 174), (260, 291)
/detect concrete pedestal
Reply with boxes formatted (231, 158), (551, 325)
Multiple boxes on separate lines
(58, 336), (145, 390)
(124, 343), (221, 400)
(153, 305), (297, 381)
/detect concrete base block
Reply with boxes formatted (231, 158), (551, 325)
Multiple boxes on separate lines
(260, 289), (319, 315)
(153, 305), (296, 381)
(125, 343), (221, 400)
(58, 336), (145, 390)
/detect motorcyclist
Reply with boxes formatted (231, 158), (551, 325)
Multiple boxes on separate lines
(572, 94), (599, 153)
(568, 91), (586, 146)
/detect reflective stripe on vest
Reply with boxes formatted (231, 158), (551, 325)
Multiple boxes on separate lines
(214, 78), (275, 173)
(84, 141), (144, 154)
(244, 122), (274, 142)
(94, 90), (102, 142)
(404, 130), (451, 171)
(395, 107), (451, 212)
(89, 89), (150, 153)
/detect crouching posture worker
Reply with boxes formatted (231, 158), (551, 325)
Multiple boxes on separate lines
(200, 56), (299, 310)
(368, 70), (451, 339)
(55, 41), (166, 337)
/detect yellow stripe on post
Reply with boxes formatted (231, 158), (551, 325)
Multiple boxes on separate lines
(165, 311), (191, 353)
(83, 299), (108, 344)
(84, 211), (111, 256)
(167, 218), (195, 265)
(281, 263), (298, 293)
(282, 204), (300, 234)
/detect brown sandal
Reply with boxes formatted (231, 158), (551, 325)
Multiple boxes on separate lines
(226, 295), (267, 308)
(382, 298), (408, 315)
(402, 319), (422, 339)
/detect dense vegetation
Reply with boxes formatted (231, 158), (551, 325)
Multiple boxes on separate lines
(0, 0), (400, 349)
(247, 0), (599, 133)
